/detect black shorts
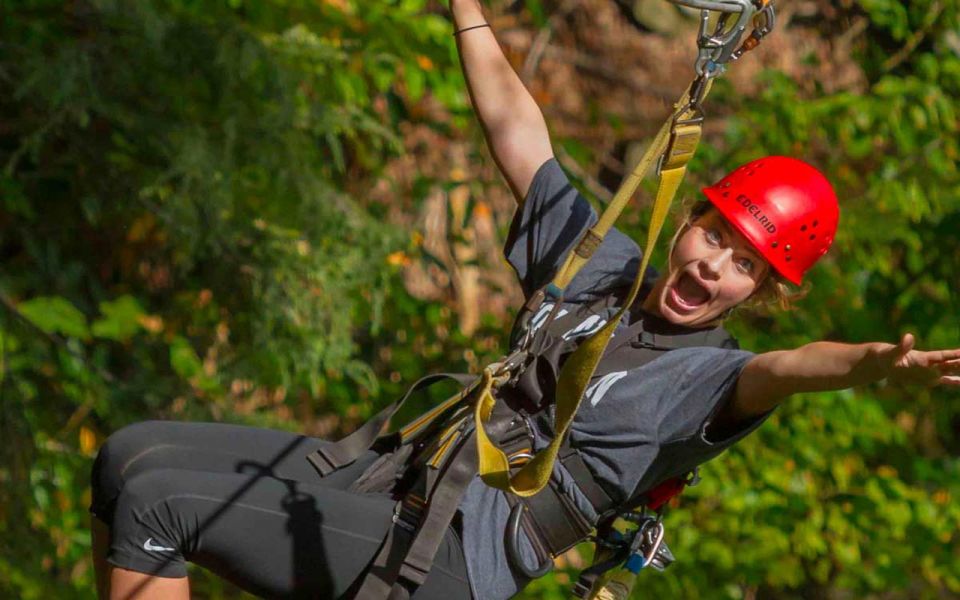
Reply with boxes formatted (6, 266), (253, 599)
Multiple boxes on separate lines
(90, 421), (471, 599)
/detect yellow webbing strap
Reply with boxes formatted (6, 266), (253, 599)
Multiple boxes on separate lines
(399, 380), (477, 442)
(475, 85), (708, 497)
(551, 122), (670, 290)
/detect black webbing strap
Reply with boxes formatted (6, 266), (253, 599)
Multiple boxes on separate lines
(307, 372), (475, 476)
(519, 478), (594, 556)
(609, 311), (734, 354)
(504, 442), (614, 560)
(592, 313), (735, 380)
(350, 522), (408, 600)
(558, 443), (616, 517)
(398, 432), (478, 589)
(353, 431), (479, 600)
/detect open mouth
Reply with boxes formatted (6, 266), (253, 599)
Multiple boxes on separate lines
(668, 272), (711, 312)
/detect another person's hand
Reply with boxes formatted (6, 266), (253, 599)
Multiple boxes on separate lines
(883, 333), (960, 387)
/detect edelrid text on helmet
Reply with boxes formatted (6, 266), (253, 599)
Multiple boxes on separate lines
(702, 156), (839, 285)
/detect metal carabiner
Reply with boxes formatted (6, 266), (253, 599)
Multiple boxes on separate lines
(506, 503), (554, 578)
(668, 0), (751, 13)
(496, 347), (530, 379)
(673, 73), (711, 120)
(640, 519), (666, 567)
(729, 2), (776, 62)
(691, 0), (757, 77)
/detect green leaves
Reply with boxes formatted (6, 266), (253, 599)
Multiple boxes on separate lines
(17, 295), (147, 343)
(91, 296), (144, 342)
(17, 296), (89, 340)
(169, 336), (203, 379)
(2, 0), (959, 598)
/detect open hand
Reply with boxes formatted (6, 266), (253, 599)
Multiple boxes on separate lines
(884, 333), (960, 387)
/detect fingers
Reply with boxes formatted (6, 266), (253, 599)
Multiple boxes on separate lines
(891, 333), (916, 362)
(928, 353), (960, 367)
(937, 375), (960, 387)
(898, 333), (915, 355)
(936, 360), (960, 380)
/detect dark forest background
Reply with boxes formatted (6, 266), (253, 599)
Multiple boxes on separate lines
(1, 0), (958, 597)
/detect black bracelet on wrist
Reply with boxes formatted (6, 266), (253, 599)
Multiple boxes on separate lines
(453, 23), (491, 36)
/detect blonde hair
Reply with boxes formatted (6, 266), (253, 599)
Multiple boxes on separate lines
(669, 200), (807, 314)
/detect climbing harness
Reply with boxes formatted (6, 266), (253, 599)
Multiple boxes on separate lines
(306, 1), (780, 599)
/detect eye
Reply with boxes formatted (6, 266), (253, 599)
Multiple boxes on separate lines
(735, 256), (755, 275)
(704, 228), (722, 246)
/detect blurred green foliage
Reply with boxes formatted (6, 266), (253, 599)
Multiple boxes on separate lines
(0, 0), (957, 598)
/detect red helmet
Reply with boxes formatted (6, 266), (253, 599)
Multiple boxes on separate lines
(701, 156), (839, 285)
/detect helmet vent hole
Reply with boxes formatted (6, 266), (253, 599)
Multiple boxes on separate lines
(809, 234), (816, 241)
(801, 225), (808, 232)
(722, 191), (730, 198)
(813, 220), (819, 227)
(771, 241), (779, 248)
(785, 257), (792, 262)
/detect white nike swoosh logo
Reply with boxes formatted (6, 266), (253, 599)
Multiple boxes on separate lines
(143, 538), (176, 552)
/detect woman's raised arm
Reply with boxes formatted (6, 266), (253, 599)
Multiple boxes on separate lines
(728, 334), (960, 421)
(451, 0), (553, 203)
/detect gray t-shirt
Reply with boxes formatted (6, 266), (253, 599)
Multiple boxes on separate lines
(458, 159), (771, 600)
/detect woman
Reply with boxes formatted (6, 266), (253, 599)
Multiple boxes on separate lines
(90, 2), (960, 599)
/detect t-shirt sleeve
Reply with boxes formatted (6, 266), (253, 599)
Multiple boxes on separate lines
(655, 347), (769, 446)
(503, 158), (644, 301)
(568, 345), (771, 502)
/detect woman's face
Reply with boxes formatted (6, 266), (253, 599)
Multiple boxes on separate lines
(646, 209), (769, 327)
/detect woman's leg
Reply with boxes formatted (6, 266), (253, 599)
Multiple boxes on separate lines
(92, 421), (472, 598)
(92, 515), (111, 599)
(90, 421), (351, 521)
(106, 466), (399, 598)
(109, 567), (189, 600)
(96, 514), (191, 600)
(90, 420), (376, 598)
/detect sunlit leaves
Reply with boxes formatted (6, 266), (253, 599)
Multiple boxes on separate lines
(17, 297), (90, 341)
(2, 0), (960, 598)
(90, 296), (144, 342)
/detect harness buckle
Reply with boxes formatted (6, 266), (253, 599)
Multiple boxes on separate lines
(392, 494), (425, 533)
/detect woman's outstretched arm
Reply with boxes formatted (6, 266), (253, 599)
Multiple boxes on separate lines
(451, 0), (553, 203)
(728, 334), (960, 420)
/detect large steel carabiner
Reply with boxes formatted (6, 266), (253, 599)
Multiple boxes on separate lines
(667, 0), (752, 11)
(663, 0), (762, 77)
(693, 0), (757, 77)
(506, 502), (554, 578)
